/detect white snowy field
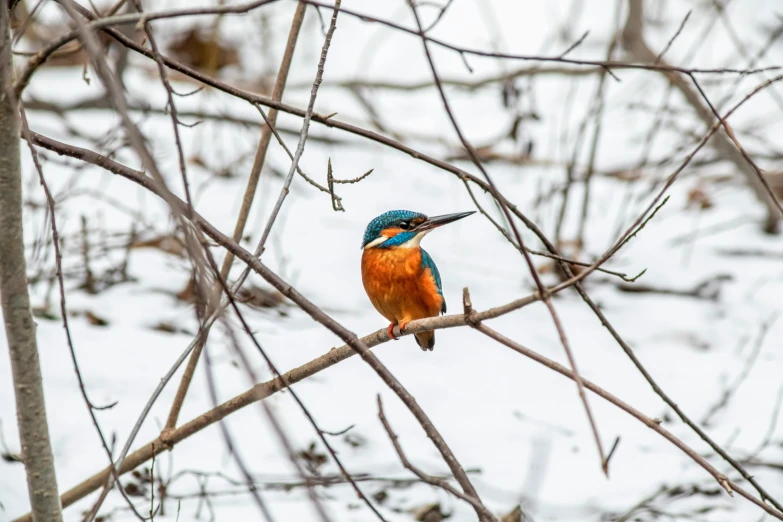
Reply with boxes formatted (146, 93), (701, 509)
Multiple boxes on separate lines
(2, 0), (783, 521)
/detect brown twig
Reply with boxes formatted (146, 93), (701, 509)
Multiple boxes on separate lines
(700, 314), (779, 425)
(132, 0), (194, 211)
(654, 9), (692, 64)
(23, 96), (350, 145)
(621, 0), (781, 232)
(24, 30), (783, 513)
(300, 0), (777, 75)
(376, 396), (499, 522)
(254, 0), (339, 256)
(471, 324), (783, 520)
(204, 237), (385, 521)
(576, 0), (623, 246)
(19, 104), (146, 520)
(252, 103), (333, 196)
(463, 180), (645, 282)
(163, 0), (308, 434)
(407, 0), (608, 480)
(689, 74), (783, 225)
(325, 158), (374, 211)
(288, 65), (603, 92)
(200, 334), (280, 521)
(20, 272), (783, 521)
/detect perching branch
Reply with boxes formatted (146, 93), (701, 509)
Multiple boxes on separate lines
(407, 0), (607, 479)
(16, 281), (783, 521)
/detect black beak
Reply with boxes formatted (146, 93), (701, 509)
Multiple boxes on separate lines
(414, 211), (475, 232)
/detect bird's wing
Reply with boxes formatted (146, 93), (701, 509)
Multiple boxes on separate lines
(420, 248), (446, 314)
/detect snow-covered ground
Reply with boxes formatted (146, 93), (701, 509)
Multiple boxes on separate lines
(2, 1), (783, 521)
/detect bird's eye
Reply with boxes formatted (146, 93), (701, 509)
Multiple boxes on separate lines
(399, 221), (410, 230)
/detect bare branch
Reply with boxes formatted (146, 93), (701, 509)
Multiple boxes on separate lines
(301, 0), (778, 75)
(164, 0), (307, 440)
(377, 396), (500, 522)
(621, 0), (781, 232)
(471, 323), (783, 520)
(407, 0), (607, 479)
(255, 0), (340, 255)
(0, 7), (63, 521)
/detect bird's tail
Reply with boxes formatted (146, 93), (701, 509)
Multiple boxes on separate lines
(415, 331), (435, 351)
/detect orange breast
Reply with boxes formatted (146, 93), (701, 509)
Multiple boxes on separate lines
(361, 247), (443, 325)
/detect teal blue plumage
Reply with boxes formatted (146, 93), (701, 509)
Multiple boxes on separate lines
(361, 208), (475, 350)
(420, 248), (446, 314)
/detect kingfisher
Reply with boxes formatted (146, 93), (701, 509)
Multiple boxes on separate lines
(360, 209), (475, 350)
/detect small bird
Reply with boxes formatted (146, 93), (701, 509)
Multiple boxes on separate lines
(360, 209), (475, 350)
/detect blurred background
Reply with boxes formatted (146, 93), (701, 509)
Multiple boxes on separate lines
(2, 0), (783, 521)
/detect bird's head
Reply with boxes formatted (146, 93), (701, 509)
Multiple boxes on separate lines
(361, 209), (475, 250)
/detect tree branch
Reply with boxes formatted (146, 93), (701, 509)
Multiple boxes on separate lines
(377, 396), (499, 522)
(164, 0), (307, 439)
(0, 6), (63, 521)
(621, 0), (781, 232)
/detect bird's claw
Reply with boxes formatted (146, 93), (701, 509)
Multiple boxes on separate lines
(387, 324), (399, 340)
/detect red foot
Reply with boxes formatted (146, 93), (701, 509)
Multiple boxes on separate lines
(387, 324), (399, 340)
(398, 319), (409, 333)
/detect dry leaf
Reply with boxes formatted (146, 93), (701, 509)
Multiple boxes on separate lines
(297, 442), (328, 476)
(500, 505), (523, 522)
(686, 186), (713, 210)
(176, 275), (200, 303)
(85, 311), (109, 327)
(168, 28), (239, 73)
(414, 503), (447, 522)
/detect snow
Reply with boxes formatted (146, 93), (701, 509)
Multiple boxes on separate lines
(2, 0), (783, 521)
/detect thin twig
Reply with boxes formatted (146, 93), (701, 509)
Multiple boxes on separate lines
(464, 180), (643, 282)
(203, 239), (385, 521)
(24, 63), (783, 517)
(654, 10), (692, 64)
(252, 103), (333, 197)
(163, 0), (308, 434)
(325, 157), (374, 211)
(471, 324), (783, 519)
(701, 314), (779, 425)
(201, 335), (280, 522)
(407, 0), (607, 481)
(300, 1), (777, 75)
(377, 396), (499, 522)
(18, 105), (146, 522)
(255, 0), (340, 255)
(132, 0), (194, 212)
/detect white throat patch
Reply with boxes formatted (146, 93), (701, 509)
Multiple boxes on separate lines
(363, 236), (387, 250)
(400, 230), (430, 248)
(363, 230), (430, 250)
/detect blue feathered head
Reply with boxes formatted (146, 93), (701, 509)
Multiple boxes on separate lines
(361, 209), (475, 249)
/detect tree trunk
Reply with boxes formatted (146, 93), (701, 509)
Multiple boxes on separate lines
(0, 5), (64, 522)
